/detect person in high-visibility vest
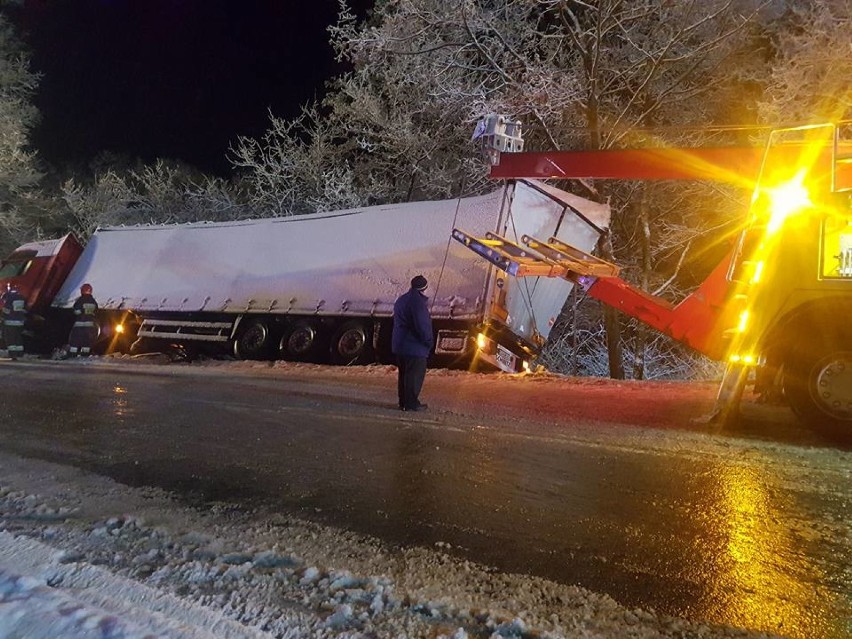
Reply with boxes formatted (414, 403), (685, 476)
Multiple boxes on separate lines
(68, 283), (99, 356)
(1, 283), (27, 360)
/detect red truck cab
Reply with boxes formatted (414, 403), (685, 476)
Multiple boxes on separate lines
(0, 235), (83, 348)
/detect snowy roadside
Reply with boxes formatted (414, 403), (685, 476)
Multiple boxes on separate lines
(9, 352), (723, 433)
(0, 450), (782, 639)
(8, 353), (838, 460)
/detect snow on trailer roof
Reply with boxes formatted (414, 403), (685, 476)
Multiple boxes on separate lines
(53, 181), (609, 325)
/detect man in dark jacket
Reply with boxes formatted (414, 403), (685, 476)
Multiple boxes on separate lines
(392, 275), (433, 411)
(1, 284), (26, 360)
(68, 283), (99, 356)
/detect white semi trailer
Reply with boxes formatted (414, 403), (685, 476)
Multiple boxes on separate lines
(2, 180), (609, 370)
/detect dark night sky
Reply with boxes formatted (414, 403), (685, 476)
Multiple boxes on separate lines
(11, 0), (372, 175)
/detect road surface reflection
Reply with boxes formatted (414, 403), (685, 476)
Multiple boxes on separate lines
(0, 364), (849, 638)
(697, 462), (844, 638)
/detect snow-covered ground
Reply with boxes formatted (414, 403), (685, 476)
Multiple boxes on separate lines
(2, 354), (846, 638)
(0, 446), (783, 639)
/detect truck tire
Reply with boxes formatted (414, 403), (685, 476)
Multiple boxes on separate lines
(330, 320), (372, 365)
(280, 321), (322, 362)
(783, 336), (852, 440)
(234, 320), (271, 360)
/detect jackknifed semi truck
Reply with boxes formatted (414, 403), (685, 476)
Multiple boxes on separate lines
(0, 179), (609, 371)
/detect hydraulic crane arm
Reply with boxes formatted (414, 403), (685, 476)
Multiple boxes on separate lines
(583, 250), (735, 360)
(452, 229), (735, 359)
(490, 147), (764, 182)
(490, 145), (852, 190)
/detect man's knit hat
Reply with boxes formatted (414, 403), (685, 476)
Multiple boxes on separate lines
(411, 275), (428, 291)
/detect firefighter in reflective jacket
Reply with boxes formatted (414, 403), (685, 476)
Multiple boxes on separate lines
(1, 284), (26, 360)
(68, 283), (99, 356)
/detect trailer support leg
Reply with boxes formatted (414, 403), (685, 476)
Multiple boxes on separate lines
(704, 362), (748, 429)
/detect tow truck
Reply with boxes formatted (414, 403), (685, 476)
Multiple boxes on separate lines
(456, 118), (852, 438)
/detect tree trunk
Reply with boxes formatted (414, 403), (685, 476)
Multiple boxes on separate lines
(596, 230), (625, 379)
(587, 72), (624, 379)
(570, 285), (579, 376)
(633, 189), (651, 380)
(406, 171), (418, 202)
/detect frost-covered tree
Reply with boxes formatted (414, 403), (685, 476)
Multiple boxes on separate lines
(758, 0), (852, 124)
(319, 0), (765, 183)
(0, 11), (42, 250)
(61, 160), (251, 240)
(230, 106), (365, 216)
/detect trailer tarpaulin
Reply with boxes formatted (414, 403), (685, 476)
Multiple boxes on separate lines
(53, 181), (608, 333)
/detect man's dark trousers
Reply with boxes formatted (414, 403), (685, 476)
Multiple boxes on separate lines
(397, 356), (427, 409)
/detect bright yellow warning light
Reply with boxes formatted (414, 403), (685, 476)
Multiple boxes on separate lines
(765, 171), (811, 235)
(737, 310), (750, 334)
(115, 324), (125, 334)
(476, 332), (488, 350)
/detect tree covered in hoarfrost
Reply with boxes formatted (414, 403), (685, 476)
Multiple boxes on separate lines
(230, 106), (365, 216)
(539, 297), (724, 380)
(324, 0), (765, 176)
(235, 0), (767, 378)
(0, 12), (43, 251)
(758, 0), (852, 124)
(61, 160), (252, 241)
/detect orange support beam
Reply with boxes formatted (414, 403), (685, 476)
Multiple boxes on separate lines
(582, 249), (737, 359)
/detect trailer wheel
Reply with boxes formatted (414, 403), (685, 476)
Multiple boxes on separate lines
(234, 320), (271, 360)
(280, 321), (321, 361)
(783, 337), (852, 440)
(330, 320), (372, 365)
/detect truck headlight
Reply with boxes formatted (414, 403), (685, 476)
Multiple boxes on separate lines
(476, 332), (488, 350)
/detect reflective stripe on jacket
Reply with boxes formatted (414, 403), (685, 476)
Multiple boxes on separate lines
(73, 294), (98, 326)
(1, 291), (26, 325)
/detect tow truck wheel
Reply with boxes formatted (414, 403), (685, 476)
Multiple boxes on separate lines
(330, 320), (372, 365)
(784, 339), (852, 440)
(234, 320), (271, 360)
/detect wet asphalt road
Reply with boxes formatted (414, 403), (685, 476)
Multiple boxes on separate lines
(0, 361), (849, 639)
